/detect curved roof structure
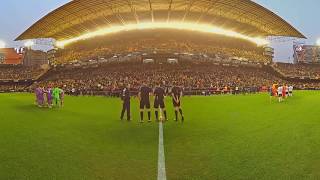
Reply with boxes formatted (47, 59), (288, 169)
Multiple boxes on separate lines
(16, 0), (305, 41)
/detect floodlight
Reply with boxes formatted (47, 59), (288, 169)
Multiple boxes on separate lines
(0, 40), (5, 48)
(24, 40), (34, 47)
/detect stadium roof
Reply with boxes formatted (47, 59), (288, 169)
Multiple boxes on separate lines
(16, 0), (306, 42)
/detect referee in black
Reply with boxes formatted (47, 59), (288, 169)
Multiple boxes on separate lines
(154, 82), (168, 121)
(120, 84), (131, 121)
(139, 82), (152, 123)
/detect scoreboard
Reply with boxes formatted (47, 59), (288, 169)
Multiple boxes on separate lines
(294, 45), (320, 64)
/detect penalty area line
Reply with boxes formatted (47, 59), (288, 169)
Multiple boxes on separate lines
(157, 122), (167, 180)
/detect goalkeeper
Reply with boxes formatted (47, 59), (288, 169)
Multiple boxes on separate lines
(53, 87), (63, 107)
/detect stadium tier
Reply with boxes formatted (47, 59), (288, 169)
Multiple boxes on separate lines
(0, 48), (23, 64)
(0, 65), (46, 80)
(272, 62), (320, 79)
(1, 60), (320, 93)
(53, 30), (270, 64)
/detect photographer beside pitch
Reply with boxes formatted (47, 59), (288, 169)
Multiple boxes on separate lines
(120, 84), (131, 121)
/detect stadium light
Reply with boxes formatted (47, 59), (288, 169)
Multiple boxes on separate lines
(24, 40), (34, 47)
(56, 22), (269, 48)
(317, 39), (320, 46)
(0, 40), (5, 48)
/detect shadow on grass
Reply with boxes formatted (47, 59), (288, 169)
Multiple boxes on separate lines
(14, 104), (62, 112)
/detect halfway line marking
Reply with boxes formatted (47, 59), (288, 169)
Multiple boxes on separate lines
(157, 122), (167, 180)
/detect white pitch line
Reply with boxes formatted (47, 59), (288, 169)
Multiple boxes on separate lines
(157, 122), (167, 180)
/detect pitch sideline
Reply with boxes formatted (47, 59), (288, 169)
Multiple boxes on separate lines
(157, 122), (167, 180)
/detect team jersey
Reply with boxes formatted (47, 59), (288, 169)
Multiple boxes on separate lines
(154, 87), (165, 101)
(282, 86), (286, 93)
(35, 88), (41, 96)
(269, 87), (273, 95)
(289, 86), (293, 92)
(47, 88), (52, 99)
(140, 86), (151, 101)
(53, 88), (62, 99)
(172, 86), (182, 100)
(60, 90), (65, 99)
(278, 86), (283, 94)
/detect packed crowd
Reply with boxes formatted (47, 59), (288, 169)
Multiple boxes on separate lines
(273, 63), (320, 79)
(0, 84), (27, 92)
(55, 30), (269, 64)
(30, 62), (285, 95)
(1, 61), (320, 94)
(0, 65), (45, 80)
(56, 43), (269, 64)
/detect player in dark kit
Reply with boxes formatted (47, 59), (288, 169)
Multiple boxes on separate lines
(139, 83), (152, 123)
(154, 83), (168, 122)
(120, 84), (131, 121)
(172, 85), (184, 122)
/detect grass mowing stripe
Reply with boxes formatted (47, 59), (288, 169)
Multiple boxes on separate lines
(157, 122), (167, 180)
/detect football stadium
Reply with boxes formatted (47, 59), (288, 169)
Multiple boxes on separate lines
(1, 0), (320, 179)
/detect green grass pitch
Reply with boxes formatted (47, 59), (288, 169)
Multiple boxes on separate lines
(0, 91), (320, 180)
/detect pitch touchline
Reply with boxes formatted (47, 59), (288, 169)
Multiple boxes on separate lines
(157, 122), (167, 180)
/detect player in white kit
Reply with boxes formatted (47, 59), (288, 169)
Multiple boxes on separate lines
(278, 86), (283, 102)
(288, 85), (293, 97)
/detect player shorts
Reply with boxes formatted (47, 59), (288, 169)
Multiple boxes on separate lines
(278, 93), (282, 97)
(154, 100), (165, 109)
(47, 98), (52, 104)
(173, 99), (181, 107)
(140, 99), (150, 109)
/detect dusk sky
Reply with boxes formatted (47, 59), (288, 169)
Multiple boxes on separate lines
(0, 0), (319, 62)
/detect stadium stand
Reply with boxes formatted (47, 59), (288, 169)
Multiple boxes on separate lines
(0, 84), (28, 93)
(53, 30), (270, 64)
(6, 0), (315, 94)
(18, 61), (318, 95)
(272, 62), (320, 79)
(0, 65), (46, 80)
(0, 64), (48, 92)
(0, 48), (23, 64)
(1, 51), (320, 94)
